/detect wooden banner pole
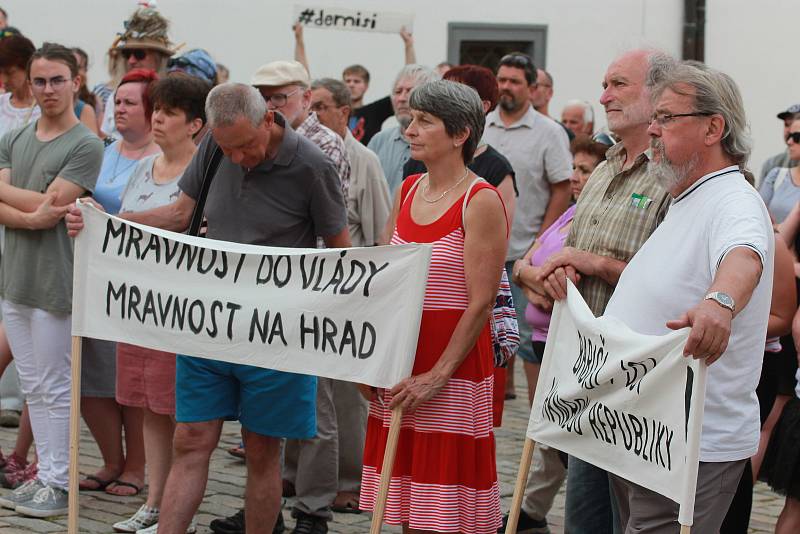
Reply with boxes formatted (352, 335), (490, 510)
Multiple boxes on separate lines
(67, 336), (83, 534)
(680, 525), (691, 534)
(505, 438), (537, 534)
(369, 406), (403, 534)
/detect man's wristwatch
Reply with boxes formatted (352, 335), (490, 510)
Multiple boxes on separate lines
(704, 291), (735, 313)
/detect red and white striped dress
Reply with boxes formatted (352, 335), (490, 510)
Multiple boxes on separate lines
(359, 175), (502, 533)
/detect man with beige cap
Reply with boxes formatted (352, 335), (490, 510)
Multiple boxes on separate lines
(251, 60), (349, 194)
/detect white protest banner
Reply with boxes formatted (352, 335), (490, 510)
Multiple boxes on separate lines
(71, 203), (431, 388)
(293, 5), (414, 34)
(527, 281), (707, 526)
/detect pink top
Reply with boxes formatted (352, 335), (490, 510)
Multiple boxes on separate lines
(524, 204), (576, 342)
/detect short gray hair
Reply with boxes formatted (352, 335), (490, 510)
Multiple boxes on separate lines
(310, 78), (351, 108)
(564, 99), (594, 123)
(409, 80), (484, 163)
(393, 64), (439, 92)
(206, 83), (267, 128)
(654, 62), (752, 167)
(645, 50), (679, 90)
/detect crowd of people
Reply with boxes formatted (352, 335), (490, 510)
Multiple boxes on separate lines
(0, 3), (796, 534)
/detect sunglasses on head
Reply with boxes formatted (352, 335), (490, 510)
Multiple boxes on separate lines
(787, 132), (800, 144)
(500, 54), (532, 68)
(121, 49), (147, 61)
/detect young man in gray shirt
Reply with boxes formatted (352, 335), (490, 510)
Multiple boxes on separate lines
(0, 43), (103, 518)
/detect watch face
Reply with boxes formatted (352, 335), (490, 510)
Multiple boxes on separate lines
(716, 293), (734, 307)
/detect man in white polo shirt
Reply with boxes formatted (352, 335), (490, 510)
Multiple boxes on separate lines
(603, 62), (773, 532)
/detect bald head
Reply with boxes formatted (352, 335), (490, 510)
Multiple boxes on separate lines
(599, 49), (676, 139)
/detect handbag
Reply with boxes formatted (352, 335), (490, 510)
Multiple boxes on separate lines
(462, 178), (520, 367)
(187, 138), (224, 237)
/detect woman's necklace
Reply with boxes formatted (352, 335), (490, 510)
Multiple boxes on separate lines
(421, 167), (470, 204)
(108, 142), (150, 184)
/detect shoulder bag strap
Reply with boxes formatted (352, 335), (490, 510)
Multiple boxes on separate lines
(188, 140), (224, 237)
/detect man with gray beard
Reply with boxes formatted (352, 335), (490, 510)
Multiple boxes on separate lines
(520, 49), (675, 534)
(366, 64), (438, 194)
(604, 61), (773, 534)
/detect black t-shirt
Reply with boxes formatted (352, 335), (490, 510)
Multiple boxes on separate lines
(402, 145), (518, 195)
(349, 96), (393, 145)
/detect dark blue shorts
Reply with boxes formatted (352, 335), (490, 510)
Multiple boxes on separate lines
(175, 355), (316, 439)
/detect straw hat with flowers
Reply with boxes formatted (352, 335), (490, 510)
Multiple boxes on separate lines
(112, 7), (177, 56)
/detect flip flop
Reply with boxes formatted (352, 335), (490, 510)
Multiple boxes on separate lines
(105, 479), (142, 497)
(227, 445), (246, 460)
(79, 475), (114, 491)
(331, 493), (362, 514)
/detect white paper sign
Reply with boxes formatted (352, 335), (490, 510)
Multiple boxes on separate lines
(527, 282), (707, 525)
(293, 5), (414, 34)
(71, 204), (431, 388)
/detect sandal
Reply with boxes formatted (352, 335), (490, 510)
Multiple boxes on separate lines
(331, 492), (362, 514)
(79, 474), (114, 491)
(105, 479), (142, 497)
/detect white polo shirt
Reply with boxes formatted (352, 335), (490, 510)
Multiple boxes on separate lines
(605, 166), (774, 462)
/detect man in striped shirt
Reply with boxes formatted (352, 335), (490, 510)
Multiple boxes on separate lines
(513, 49), (675, 534)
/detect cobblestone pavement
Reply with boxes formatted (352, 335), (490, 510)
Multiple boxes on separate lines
(0, 366), (783, 533)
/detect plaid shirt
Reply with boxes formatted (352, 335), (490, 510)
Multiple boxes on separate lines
(566, 142), (671, 316)
(296, 112), (350, 197)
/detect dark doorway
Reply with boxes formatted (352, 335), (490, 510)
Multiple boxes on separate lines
(448, 23), (547, 72)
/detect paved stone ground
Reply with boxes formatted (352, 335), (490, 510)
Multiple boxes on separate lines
(0, 365), (784, 533)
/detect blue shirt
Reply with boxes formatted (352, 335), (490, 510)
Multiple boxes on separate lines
(367, 126), (410, 195)
(93, 142), (148, 215)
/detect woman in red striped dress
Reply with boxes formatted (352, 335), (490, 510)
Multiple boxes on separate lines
(359, 80), (508, 533)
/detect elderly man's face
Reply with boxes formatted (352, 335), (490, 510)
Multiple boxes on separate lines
(212, 113), (273, 169)
(647, 86), (709, 193)
(600, 51), (651, 136)
(561, 105), (591, 135)
(391, 76), (418, 129)
(311, 87), (348, 134)
(257, 84), (310, 129)
(530, 69), (552, 109)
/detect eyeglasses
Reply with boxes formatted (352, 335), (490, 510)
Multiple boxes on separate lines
(786, 132), (800, 144)
(649, 111), (713, 127)
(31, 76), (72, 91)
(121, 49), (148, 61)
(311, 102), (338, 113)
(260, 87), (302, 108)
